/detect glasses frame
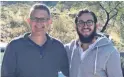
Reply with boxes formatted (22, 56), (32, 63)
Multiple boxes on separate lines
(77, 20), (94, 27)
(30, 17), (50, 23)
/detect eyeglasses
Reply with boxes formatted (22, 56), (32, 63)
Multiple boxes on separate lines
(30, 17), (50, 23)
(77, 20), (94, 27)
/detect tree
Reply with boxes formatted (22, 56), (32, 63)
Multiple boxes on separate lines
(97, 1), (122, 32)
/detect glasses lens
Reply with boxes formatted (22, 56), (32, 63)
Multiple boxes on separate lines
(86, 20), (93, 26)
(30, 17), (49, 22)
(77, 20), (94, 27)
(78, 20), (84, 25)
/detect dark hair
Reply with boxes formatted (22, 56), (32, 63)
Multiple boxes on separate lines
(75, 9), (97, 25)
(29, 3), (50, 18)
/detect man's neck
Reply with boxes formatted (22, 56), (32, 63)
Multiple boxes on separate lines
(29, 33), (47, 46)
(81, 37), (96, 51)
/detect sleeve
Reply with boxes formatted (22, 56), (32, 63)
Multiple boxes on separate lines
(106, 49), (123, 77)
(60, 45), (69, 77)
(64, 44), (72, 64)
(1, 42), (17, 77)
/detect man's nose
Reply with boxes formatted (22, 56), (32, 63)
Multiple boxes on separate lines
(36, 19), (41, 23)
(83, 23), (88, 28)
(36, 20), (44, 25)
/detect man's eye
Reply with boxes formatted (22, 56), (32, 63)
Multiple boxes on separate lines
(87, 21), (92, 23)
(39, 18), (46, 21)
(78, 21), (84, 24)
(30, 18), (35, 20)
(87, 20), (93, 23)
(30, 17), (49, 22)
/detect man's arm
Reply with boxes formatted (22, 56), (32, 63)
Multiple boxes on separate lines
(1, 42), (17, 77)
(106, 49), (123, 77)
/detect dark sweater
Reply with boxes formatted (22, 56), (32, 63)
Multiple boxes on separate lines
(1, 33), (69, 77)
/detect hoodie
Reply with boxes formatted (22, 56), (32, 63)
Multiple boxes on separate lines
(65, 36), (123, 77)
(1, 33), (69, 77)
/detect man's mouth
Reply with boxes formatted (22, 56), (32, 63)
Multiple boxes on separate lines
(35, 25), (45, 29)
(82, 29), (90, 32)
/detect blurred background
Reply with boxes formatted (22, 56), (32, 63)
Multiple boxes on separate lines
(0, 1), (124, 76)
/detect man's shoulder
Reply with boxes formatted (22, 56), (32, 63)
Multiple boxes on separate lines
(8, 35), (25, 47)
(50, 37), (62, 44)
(65, 40), (76, 46)
(49, 36), (65, 48)
(99, 42), (119, 57)
(64, 40), (77, 50)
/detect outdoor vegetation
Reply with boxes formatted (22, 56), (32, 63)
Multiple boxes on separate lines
(0, 1), (124, 76)
(0, 1), (124, 50)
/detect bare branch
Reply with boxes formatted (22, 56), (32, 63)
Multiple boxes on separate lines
(109, 9), (118, 20)
(109, 2), (121, 14)
(101, 14), (109, 32)
(98, 2), (110, 32)
(98, 2), (108, 14)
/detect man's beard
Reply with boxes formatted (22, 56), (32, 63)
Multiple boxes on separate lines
(76, 26), (97, 43)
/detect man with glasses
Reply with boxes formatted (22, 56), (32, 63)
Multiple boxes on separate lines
(1, 4), (69, 77)
(65, 9), (123, 77)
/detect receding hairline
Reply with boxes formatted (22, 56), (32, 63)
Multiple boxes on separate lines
(29, 4), (50, 18)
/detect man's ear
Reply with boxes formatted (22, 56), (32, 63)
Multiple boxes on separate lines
(74, 25), (76, 29)
(27, 18), (31, 24)
(96, 23), (100, 29)
(48, 18), (52, 24)
(96, 22), (103, 32)
(74, 24), (78, 32)
(74, 23), (78, 29)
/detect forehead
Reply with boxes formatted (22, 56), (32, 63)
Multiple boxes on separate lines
(31, 9), (49, 18)
(78, 13), (94, 21)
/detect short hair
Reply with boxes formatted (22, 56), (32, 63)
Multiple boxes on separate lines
(29, 3), (50, 18)
(75, 9), (97, 25)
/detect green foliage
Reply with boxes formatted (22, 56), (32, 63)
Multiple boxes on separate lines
(0, 3), (30, 42)
(49, 13), (77, 44)
(43, 1), (58, 6)
(0, 1), (124, 51)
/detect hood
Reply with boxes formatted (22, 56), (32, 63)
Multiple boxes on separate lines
(74, 33), (113, 49)
(94, 36), (112, 48)
(92, 36), (113, 76)
(74, 34), (113, 76)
